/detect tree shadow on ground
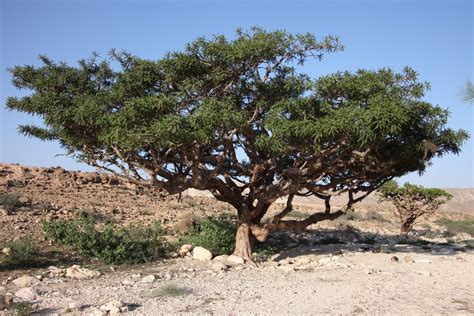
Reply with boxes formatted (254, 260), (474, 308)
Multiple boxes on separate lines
(0, 249), (82, 273)
(261, 226), (473, 262)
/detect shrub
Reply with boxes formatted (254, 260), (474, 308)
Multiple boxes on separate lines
(435, 218), (474, 237)
(4, 237), (39, 266)
(0, 193), (23, 211)
(180, 214), (237, 255)
(42, 213), (166, 264)
(365, 211), (389, 222)
(6, 302), (33, 316)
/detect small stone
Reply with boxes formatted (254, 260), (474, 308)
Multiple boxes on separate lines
(88, 307), (107, 316)
(109, 307), (121, 315)
(141, 275), (156, 283)
(68, 302), (82, 310)
(226, 255), (244, 265)
(100, 299), (125, 311)
(415, 259), (433, 264)
(15, 287), (37, 301)
(295, 256), (311, 265)
(1, 247), (10, 256)
(212, 255), (229, 262)
(192, 246), (213, 261)
(120, 305), (130, 313)
(35, 275), (43, 281)
(212, 262), (229, 272)
(121, 279), (134, 285)
(65, 265), (100, 279)
(0, 208), (10, 216)
(178, 244), (194, 255)
(403, 255), (414, 263)
(12, 275), (41, 287)
(390, 256), (399, 262)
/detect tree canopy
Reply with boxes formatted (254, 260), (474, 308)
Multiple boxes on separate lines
(6, 27), (469, 261)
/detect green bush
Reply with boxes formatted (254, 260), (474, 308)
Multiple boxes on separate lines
(6, 301), (33, 316)
(42, 213), (166, 264)
(180, 214), (237, 255)
(0, 193), (23, 211)
(435, 218), (474, 237)
(4, 237), (39, 266)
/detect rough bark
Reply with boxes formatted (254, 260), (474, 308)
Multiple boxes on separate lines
(232, 223), (255, 264)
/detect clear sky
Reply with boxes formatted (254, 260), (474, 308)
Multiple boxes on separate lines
(1, 0), (473, 188)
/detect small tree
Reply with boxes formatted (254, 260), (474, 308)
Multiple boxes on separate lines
(6, 28), (468, 262)
(378, 181), (452, 236)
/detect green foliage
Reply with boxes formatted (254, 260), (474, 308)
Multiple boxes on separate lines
(6, 302), (33, 316)
(379, 181), (453, 201)
(435, 218), (474, 236)
(4, 237), (39, 266)
(42, 214), (166, 264)
(378, 181), (452, 235)
(0, 193), (23, 211)
(6, 27), (468, 226)
(180, 214), (237, 255)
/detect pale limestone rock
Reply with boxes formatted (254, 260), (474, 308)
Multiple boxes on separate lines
(212, 261), (229, 272)
(12, 275), (40, 287)
(65, 265), (100, 279)
(14, 287), (37, 301)
(178, 244), (193, 255)
(226, 255), (245, 265)
(192, 246), (213, 261)
(212, 255), (229, 262)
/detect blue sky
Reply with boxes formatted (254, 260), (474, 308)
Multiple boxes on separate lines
(1, 0), (472, 188)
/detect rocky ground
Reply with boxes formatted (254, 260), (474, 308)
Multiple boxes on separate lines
(0, 163), (473, 315)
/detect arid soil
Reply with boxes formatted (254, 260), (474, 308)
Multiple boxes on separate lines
(0, 163), (473, 315)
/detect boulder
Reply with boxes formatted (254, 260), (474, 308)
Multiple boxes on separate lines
(12, 275), (41, 287)
(65, 265), (100, 279)
(192, 246), (213, 261)
(226, 255), (244, 265)
(15, 287), (37, 301)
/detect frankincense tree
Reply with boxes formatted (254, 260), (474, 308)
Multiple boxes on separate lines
(378, 181), (452, 236)
(6, 27), (468, 262)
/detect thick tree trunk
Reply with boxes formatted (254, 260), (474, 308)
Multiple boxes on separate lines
(232, 223), (255, 264)
(400, 220), (413, 236)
